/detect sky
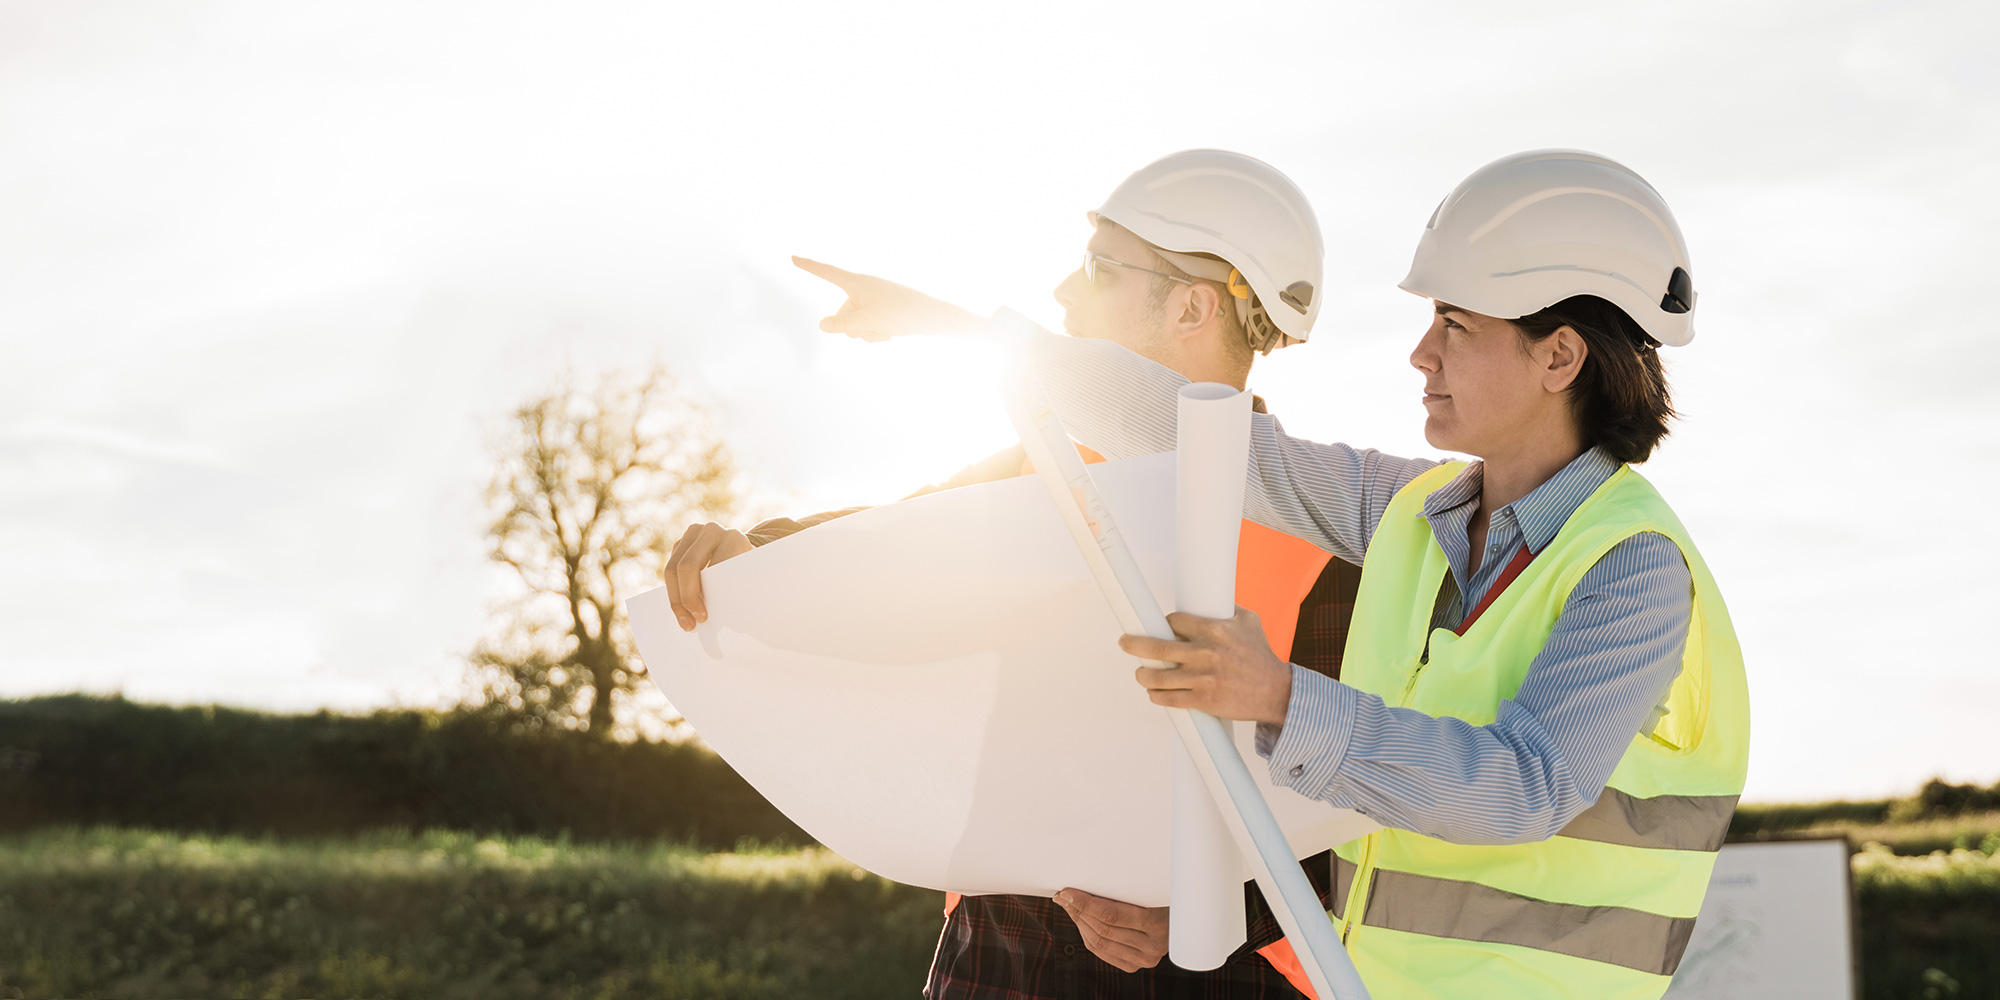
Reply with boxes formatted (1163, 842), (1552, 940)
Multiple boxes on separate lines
(0, 0), (1994, 802)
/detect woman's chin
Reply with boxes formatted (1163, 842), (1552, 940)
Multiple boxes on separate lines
(1422, 418), (1458, 453)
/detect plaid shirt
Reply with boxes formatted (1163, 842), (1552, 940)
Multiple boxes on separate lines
(747, 436), (1363, 1000)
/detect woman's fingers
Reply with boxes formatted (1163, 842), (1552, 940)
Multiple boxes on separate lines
(1124, 607), (1293, 722)
(1133, 663), (1203, 691)
(1162, 610), (1230, 639)
(1135, 666), (1217, 709)
(1142, 687), (1204, 709)
(1117, 633), (1198, 664)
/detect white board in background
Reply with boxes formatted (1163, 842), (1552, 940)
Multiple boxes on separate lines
(1666, 838), (1857, 1000)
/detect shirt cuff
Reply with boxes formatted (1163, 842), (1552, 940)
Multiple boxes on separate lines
(1259, 664), (1358, 801)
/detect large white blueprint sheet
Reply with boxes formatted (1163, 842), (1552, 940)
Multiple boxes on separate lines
(628, 451), (1376, 907)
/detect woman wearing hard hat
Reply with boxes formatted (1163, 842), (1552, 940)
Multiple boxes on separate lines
(807, 149), (1747, 1000)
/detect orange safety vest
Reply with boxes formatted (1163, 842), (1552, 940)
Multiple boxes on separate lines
(942, 446), (1334, 991)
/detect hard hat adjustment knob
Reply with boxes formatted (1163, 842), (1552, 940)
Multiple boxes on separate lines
(1660, 267), (1696, 315)
(1279, 281), (1314, 315)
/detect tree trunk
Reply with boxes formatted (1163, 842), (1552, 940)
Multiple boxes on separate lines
(585, 638), (616, 736)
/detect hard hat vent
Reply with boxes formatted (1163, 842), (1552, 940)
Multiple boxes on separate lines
(1279, 281), (1314, 314)
(1661, 267), (1696, 314)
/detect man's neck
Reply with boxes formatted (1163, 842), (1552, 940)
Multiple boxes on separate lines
(1163, 343), (1251, 390)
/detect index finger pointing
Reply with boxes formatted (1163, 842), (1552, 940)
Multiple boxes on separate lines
(792, 256), (857, 285)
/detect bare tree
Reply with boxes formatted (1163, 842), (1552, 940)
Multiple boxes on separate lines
(468, 365), (737, 737)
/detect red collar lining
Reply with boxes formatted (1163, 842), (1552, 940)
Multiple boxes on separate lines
(1453, 543), (1539, 636)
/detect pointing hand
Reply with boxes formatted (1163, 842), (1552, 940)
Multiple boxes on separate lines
(792, 256), (982, 341)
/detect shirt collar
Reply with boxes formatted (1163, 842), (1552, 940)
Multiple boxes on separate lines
(1512, 447), (1621, 552)
(1422, 446), (1623, 552)
(1423, 462), (1485, 519)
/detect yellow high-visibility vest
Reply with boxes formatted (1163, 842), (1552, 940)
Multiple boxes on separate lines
(1326, 462), (1750, 999)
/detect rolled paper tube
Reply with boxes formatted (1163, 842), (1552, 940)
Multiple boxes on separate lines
(1168, 382), (1253, 971)
(999, 355), (1371, 1000)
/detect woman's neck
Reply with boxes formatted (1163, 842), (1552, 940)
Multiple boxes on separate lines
(1478, 429), (1588, 515)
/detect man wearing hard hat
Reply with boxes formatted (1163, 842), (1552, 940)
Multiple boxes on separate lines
(667, 150), (1351, 997)
(801, 149), (1749, 1000)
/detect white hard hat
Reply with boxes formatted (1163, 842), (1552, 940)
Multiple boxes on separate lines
(1090, 149), (1324, 351)
(1400, 149), (1698, 347)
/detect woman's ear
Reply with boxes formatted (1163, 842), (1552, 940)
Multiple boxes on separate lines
(1542, 324), (1589, 394)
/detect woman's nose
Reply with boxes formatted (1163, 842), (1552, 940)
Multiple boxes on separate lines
(1411, 319), (1443, 373)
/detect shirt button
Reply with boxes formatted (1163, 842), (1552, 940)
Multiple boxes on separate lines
(1289, 764), (1305, 778)
(1062, 943), (1078, 957)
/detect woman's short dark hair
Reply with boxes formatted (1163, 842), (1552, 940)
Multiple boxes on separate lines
(1512, 295), (1675, 464)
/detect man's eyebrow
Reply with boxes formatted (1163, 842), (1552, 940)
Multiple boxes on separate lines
(1434, 302), (1471, 317)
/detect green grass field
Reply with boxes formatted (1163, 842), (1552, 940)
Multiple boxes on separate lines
(1851, 843), (2000, 999)
(8, 700), (1993, 996)
(0, 828), (943, 1000)
(3, 820), (1997, 999)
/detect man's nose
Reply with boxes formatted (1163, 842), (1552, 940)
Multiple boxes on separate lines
(1053, 267), (1083, 309)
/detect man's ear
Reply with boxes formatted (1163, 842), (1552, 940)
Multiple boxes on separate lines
(1541, 325), (1589, 394)
(1176, 283), (1225, 339)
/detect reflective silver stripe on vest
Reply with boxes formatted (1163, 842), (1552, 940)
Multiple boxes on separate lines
(1331, 854), (1358, 919)
(1356, 867), (1696, 976)
(1557, 789), (1740, 853)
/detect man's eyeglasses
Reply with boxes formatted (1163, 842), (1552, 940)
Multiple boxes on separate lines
(1082, 250), (1195, 288)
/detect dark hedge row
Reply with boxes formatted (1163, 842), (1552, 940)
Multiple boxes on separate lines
(1730, 778), (2000, 841)
(1730, 797), (1895, 837)
(8, 693), (1994, 852)
(0, 696), (807, 849)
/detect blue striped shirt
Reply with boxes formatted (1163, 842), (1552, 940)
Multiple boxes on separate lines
(1025, 330), (1693, 846)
